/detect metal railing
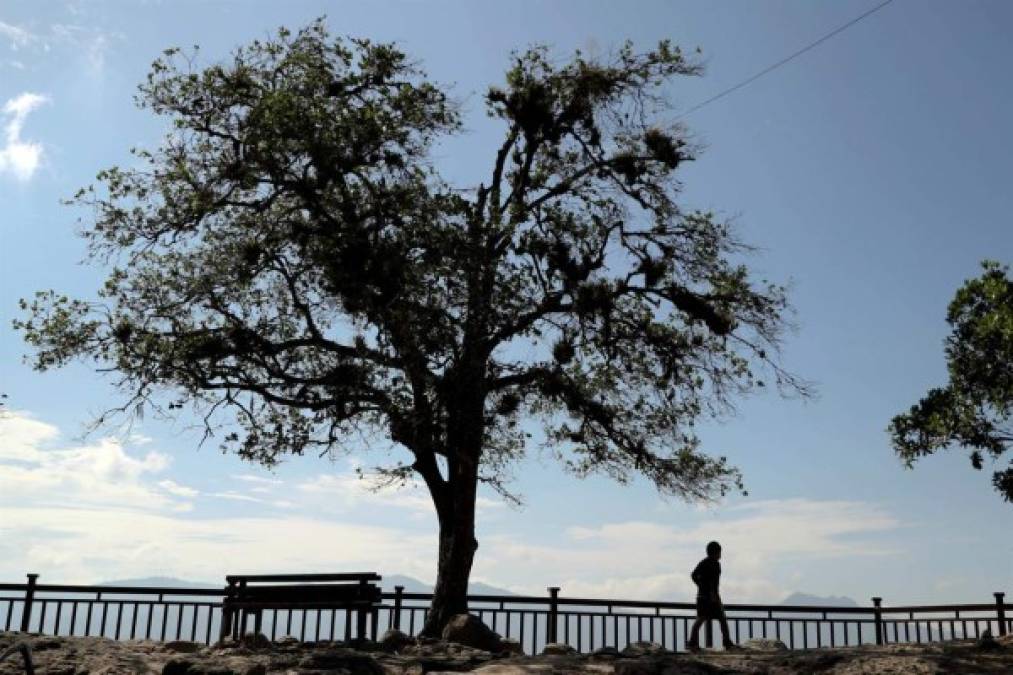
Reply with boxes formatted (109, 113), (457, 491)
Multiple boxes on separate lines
(2, 574), (1009, 656)
(384, 587), (1010, 655)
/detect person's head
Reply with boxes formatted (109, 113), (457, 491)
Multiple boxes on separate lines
(706, 541), (722, 560)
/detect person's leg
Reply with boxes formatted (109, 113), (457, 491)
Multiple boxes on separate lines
(687, 617), (704, 648)
(718, 614), (734, 647)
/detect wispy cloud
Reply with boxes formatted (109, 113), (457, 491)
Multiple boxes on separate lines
(0, 92), (48, 181)
(476, 499), (901, 602)
(0, 411), (904, 603)
(0, 19), (118, 75)
(0, 411), (437, 582)
(0, 20), (37, 50)
(233, 473), (284, 486)
(296, 472), (503, 517)
(0, 412), (184, 511)
(159, 479), (199, 499)
(49, 23), (115, 74)
(0, 506), (436, 584)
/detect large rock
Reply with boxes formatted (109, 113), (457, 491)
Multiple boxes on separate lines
(162, 657), (196, 674)
(239, 633), (272, 650)
(164, 640), (204, 654)
(441, 613), (504, 652)
(379, 628), (414, 653)
(0, 640), (33, 674)
(297, 649), (386, 674)
(463, 665), (558, 675)
(740, 638), (789, 651)
(498, 638), (525, 656)
(620, 641), (666, 657)
(540, 642), (576, 656)
(977, 629), (1002, 651)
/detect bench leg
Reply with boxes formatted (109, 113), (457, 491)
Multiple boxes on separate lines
(357, 609), (367, 642)
(220, 607), (233, 642)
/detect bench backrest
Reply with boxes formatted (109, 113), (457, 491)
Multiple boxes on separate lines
(231, 582), (381, 605)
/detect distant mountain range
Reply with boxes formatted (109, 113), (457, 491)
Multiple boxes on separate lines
(100, 576), (220, 589)
(98, 574), (514, 596)
(97, 577), (857, 607)
(779, 592), (859, 607)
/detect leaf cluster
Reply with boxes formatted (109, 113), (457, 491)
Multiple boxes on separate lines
(889, 261), (1013, 501)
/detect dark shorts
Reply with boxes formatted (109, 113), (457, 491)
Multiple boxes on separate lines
(695, 596), (725, 620)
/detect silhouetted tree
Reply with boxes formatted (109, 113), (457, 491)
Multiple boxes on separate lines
(18, 22), (806, 633)
(890, 261), (1013, 503)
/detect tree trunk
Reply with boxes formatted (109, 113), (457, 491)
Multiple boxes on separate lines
(420, 451), (480, 637)
(422, 513), (479, 636)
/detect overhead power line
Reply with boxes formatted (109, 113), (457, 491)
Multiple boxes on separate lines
(676, 0), (896, 119)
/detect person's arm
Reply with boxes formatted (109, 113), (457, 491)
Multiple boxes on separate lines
(704, 561), (719, 602)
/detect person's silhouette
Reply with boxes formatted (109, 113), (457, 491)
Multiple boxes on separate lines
(686, 541), (735, 651)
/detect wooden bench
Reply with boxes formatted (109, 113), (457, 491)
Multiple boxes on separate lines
(220, 573), (382, 643)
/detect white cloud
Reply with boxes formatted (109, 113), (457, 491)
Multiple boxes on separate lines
(0, 20), (36, 49)
(475, 499), (901, 603)
(298, 473), (436, 514)
(49, 23), (114, 73)
(0, 92), (48, 181)
(233, 473), (283, 486)
(158, 479), (199, 498)
(0, 506), (436, 585)
(208, 491), (263, 503)
(297, 471), (503, 516)
(0, 411), (58, 462)
(0, 411), (438, 584)
(0, 411), (904, 605)
(0, 20), (118, 75)
(0, 412), (180, 511)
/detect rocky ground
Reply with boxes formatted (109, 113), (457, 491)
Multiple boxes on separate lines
(1, 630), (1011, 674)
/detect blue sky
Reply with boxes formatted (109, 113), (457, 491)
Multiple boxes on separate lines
(0, 0), (1010, 607)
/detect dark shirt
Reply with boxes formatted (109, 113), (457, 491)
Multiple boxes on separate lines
(691, 557), (721, 599)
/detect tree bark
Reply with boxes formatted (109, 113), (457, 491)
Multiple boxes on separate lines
(422, 510), (478, 636)
(420, 446), (481, 637)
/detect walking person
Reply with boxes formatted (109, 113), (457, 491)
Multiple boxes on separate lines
(686, 541), (736, 651)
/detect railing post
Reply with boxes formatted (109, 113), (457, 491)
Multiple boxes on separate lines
(393, 585), (404, 631)
(20, 573), (39, 633)
(356, 578), (368, 641)
(995, 592), (1007, 637)
(236, 580), (247, 639)
(220, 579), (236, 641)
(872, 597), (883, 646)
(547, 587), (560, 644)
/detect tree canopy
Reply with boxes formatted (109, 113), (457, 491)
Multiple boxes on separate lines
(889, 261), (1013, 502)
(17, 21), (805, 631)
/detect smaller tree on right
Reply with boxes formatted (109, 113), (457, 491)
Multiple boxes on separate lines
(889, 260), (1013, 502)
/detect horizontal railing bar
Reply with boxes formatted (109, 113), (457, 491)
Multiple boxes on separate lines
(226, 573), (381, 583)
(381, 592), (882, 615)
(879, 604), (1004, 613)
(10, 599), (223, 608)
(20, 584), (226, 596)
